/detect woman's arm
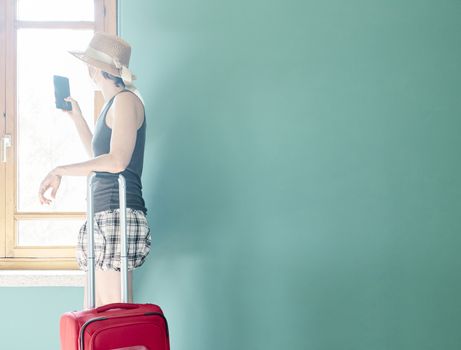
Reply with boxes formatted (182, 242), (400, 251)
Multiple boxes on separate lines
(65, 97), (93, 158)
(52, 152), (127, 177)
(39, 92), (140, 204)
(72, 116), (94, 158)
(38, 153), (122, 205)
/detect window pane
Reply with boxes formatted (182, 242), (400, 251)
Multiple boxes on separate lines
(18, 219), (83, 246)
(17, 0), (94, 22)
(17, 29), (94, 212)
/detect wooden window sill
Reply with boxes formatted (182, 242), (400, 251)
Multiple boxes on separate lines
(0, 270), (84, 287)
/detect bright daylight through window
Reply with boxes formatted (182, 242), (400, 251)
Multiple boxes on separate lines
(0, 0), (116, 269)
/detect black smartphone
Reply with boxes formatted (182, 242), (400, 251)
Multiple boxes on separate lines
(53, 75), (72, 111)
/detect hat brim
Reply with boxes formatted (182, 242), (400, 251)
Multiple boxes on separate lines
(69, 51), (123, 78)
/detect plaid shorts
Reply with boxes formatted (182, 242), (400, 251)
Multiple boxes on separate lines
(76, 208), (151, 271)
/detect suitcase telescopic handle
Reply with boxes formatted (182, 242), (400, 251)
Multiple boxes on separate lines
(87, 172), (129, 309)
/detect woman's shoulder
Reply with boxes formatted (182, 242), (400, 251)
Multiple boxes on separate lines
(108, 89), (145, 129)
(114, 89), (144, 110)
(114, 90), (144, 117)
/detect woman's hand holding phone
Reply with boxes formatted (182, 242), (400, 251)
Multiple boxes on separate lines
(63, 97), (83, 122)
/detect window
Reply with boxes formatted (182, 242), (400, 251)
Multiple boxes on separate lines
(0, 0), (117, 269)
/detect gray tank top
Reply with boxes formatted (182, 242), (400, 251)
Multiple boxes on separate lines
(91, 90), (147, 214)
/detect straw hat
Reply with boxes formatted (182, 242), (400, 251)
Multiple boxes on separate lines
(69, 32), (136, 85)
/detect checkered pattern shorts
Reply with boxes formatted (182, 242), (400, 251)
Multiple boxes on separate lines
(76, 208), (151, 271)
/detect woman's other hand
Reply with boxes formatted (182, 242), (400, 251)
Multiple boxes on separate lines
(38, 170), (62, 205)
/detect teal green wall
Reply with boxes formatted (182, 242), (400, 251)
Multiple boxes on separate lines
(0, 287), (81, 349)
(1, 1), (461, 349)
(121, 0), (461, 349)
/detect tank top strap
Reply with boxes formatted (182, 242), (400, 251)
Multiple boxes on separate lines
(104, 89), (129, 111)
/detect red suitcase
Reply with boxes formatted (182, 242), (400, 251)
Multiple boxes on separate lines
(60, 302), (169, 350)
(60, 174), (170, 350)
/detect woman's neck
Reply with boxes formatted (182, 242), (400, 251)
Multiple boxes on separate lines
(101, 84), (125, 102)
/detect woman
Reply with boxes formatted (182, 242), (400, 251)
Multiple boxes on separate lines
(38, 32), (150, 308)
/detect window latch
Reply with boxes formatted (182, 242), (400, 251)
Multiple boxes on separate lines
(2, 134), (11, 163)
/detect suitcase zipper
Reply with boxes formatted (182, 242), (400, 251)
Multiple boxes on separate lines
(79, 312), (168, 350)
(79, 317), (107, 350)
(144, 312), (170, 339)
